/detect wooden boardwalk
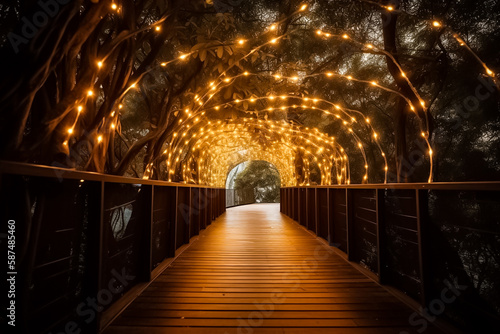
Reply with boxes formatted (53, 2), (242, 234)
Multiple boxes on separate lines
(104, 204), (444, 334)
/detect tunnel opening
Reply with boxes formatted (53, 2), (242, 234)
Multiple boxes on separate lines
(226, 160), (281, 207)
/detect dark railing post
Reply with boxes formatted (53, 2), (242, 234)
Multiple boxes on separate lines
(327, 188), (331, 245)
(346, 188), (353, 261)
(145, 185), (154, 281)
(376, 189), (387, 284)
(416, 189), (431, 306)
(94, 180), (105, 331)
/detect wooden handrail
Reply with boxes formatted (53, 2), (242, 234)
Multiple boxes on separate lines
(0, 160), (224, 189)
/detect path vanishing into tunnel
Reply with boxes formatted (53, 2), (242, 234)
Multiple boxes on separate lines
(104, 204), (443, 334)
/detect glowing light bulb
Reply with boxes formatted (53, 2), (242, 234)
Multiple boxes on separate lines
(97, 135), (103, 143)
(68, 128), (73, 134)
(243, 71), (249, 76)
(270, 24), (277, 31)
(111, 123), (116, 129)
(224, 78), (231, 82)
(486, 68), (495, 77)
(270, 38), (278, 44)
(387, 6), (394, 11)
(326, 72), (333, 77)
(97, 61), (103, 68)
(238, 39), (245, 45)
(111, 3), (117, 10)
(155, 26), (161, 31)
(433, 21), (441, 27)
(371, 81), (378, 86)
(316, 30), (322, 35)
(118, 104), (123, 109)
(87, 90), (93, 97)
(161, 62), (167, 67)
(299, 4), (307, 11)
(366, 44), (374, 49)
(342, 34), (349, 39)
(77, 106), (83, 113)
(179, 54), (188, 60)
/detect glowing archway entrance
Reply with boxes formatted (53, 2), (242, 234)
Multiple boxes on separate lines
(226, 160), (281, 207)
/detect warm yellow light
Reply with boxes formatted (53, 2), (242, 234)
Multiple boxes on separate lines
(155, 26), (161, 31)
(243, 71), (249, 76)
(111, 123), (116, 129)
(299, 4), (307, 11)
(366, 44), (374, 49)
(270, 24), (277, 31)
(421, 132), (426, 137)
(326, 72), (333, 77)
(87, 90), (93, 96)
(486, 68), (495, 77)
(342, 34), (349, 39)
(316, 30), (322, 35)
(433, 21), (441, 27)
(68, 128), (73, 134)
(387, 6), (394, 11)
(97, 135), (103, 143)
(270, 38), (278, 44)
(111, 3), (117, 10)
(371, 81), (378, 86)
(347, 75), (352, 80)
(179, 54), (188, 60)
(77, 106), (83, 112)
(97, 61), (103, 68)
(130, 83), (136, 88)
(238, 39), (245, 45)
(224, 78), (231, 82)
(161, 62), (167, 67)
(118, 104), (123, 109)
(401, 72), (406, 77)
(63, 140), (68, 146)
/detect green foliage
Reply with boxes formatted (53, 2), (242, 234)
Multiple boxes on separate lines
(234, 161), (280, 203)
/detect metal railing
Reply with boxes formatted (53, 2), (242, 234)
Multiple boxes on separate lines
(280, 183), (500, 332)
(0, 161), (226, 333)
(225, 188), (256, 207)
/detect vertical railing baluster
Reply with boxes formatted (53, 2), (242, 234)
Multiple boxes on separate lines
(416, 189), (431, 307)
(376, 189), (387, 284)
(346, 188), (353, 261)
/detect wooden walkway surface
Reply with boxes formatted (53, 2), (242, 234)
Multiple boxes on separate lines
(104, 204), (444, 334)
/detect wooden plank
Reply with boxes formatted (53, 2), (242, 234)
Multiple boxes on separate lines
(104, 204), (445, 334)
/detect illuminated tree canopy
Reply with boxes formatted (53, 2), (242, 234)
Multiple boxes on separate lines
(0, 0), (499, 186)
